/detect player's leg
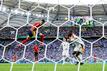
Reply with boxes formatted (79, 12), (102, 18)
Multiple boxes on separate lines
(62, 52), (65, 64)
(62, 51), (67, 65)
(72, 51), (79, 64)
(77, 45), (84, 65)
(73, 45), (80, 60)
(40, 33), (44, 42)
(76, 52), (84, 65)
(39, 33), (45, 46)
(32, 29), (45, 44)
(16, 35), (31, 49)
(72, 51), (78, 60)
(34, 52), (38, 64)
(78, 54), (84, 65)
(73, 44), (84, 65)
(17, 34), (31, 48)
(21, 36), (30, 44)
(21, 30), (33, 44)
(62, 55), (66, 65)
(77, 53), (82, 61)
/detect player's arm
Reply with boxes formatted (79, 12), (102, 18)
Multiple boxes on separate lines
(81, 44), (85, 53)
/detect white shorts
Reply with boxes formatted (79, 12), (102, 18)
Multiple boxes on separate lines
(62, 50), (69, 57)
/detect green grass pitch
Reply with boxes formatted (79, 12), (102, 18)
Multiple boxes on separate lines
(0, 63), (107, 71)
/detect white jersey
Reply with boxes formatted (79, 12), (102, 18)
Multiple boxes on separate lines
(70, 34), (85, 53)
(60, 41), (70, 57)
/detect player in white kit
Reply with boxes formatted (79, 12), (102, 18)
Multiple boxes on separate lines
(60, 37), (70, 64)
(68, 31), (85, 65)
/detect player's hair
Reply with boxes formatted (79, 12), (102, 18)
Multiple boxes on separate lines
(64, 36), (68, 41)
(33, 27), (37, 31)
(67, 30), (73, 37)
(41, 19), (45, 24)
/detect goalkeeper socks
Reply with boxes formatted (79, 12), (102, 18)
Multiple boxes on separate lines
(22, 38), (30, 44)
